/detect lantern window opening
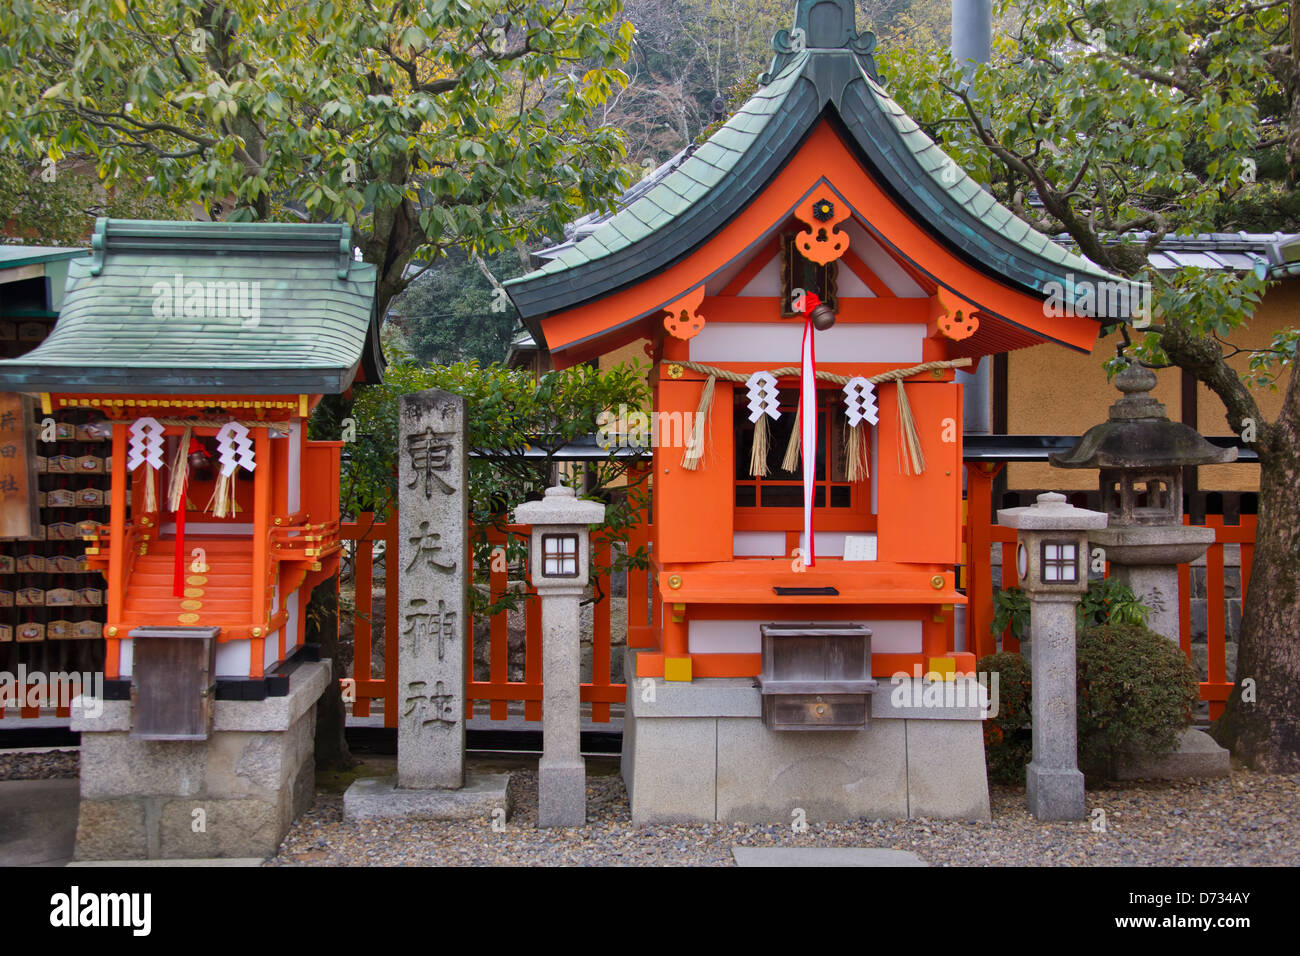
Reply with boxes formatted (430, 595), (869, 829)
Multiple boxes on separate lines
(540, 533), (580, 578)
(1041, 539), (1079, 584)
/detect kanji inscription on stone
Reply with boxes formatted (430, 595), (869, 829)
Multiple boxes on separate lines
(406, 427), (457, 498)
(397, 389), (467, 789)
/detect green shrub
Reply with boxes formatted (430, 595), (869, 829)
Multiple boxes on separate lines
(977, 652), (1032, 784)
(1076, 623), (1200, 775)
(978, 625), (1199, 784)
(991, 579), (1150, 643)
(1077, 578), (1151, 629)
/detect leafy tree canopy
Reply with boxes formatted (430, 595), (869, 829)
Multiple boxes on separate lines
(389, 247), (527, 366)
(0, 0), (636, 312)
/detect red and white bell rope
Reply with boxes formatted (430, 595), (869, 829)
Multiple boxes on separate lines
(798, 294), (819, 567)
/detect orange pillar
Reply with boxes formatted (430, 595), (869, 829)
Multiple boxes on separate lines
(105, 422), (128, 679)
(965, 462), (1002, 661)
(249, 427), (272, 677)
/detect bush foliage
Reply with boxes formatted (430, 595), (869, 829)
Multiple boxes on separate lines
(977, 651), (1032, 785)
(1076, 623), (1200, 774)
(979, 624), (1199, 784)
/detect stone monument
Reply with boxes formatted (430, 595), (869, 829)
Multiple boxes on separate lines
(343, 388), (509, 821)
(513, 486), (605, 827)
(1050, 364), (1234, 778)
(1049, 364), (1237, 642)
(997, 492), (1107, 821)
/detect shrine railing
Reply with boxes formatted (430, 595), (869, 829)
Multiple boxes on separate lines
(962, 465), (1252, 721)
(340, 510), (650, 728)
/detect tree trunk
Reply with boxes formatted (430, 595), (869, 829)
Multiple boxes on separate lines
(308, 574), (357, 772)
(1211, 372), (1300, 770)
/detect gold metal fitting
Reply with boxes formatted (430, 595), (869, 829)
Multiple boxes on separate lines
(666, 363), (684, 379)
(931, 368), (945, 379)
(667, 574), (683, 590)
(251, 627), (262, 637)
(274, 517), (282, 526)
(930, 574), (945, 589)
(140, 517), (152, 527)
(107, 626), (118, 637)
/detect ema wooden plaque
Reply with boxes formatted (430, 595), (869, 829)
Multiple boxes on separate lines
(0, 393), (38, 539)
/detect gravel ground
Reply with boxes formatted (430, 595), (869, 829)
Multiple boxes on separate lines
(0, 749), (78, 781)
(269, 756), (1300, 866)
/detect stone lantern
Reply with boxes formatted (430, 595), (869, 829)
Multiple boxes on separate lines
(998, 492), (1108, 821)
(513, 485), (606, 827)
(1050, 365), (1236, 641)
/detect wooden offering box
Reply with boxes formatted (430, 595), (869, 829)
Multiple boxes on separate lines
(129, 627), (219, 740)
(757, 623), (875, 731)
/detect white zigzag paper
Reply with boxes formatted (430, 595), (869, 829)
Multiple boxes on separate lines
(842, 377), (879, 427)
(127, 417), (164, 471)
(215, 422), (256, 477)
(745, 370), (781, 424)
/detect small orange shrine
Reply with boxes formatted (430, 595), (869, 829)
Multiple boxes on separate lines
(507, 1), (1142, 822)
(0, 219), (382, 691)
(0, 219), (381, 859)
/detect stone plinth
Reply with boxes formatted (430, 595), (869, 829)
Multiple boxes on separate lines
(1023, 596), (1086, 821)
(344, 773), (511, 821)
(71, 659), (329, 860)
(1112, 728), (1230, 780)
(621, 650), (991, 824)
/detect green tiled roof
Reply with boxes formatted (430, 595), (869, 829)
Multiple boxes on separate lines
(0, 245), (89, 271)
(0, 219), (382, 394)
(506, 0), (1146, 346)
(525, 61), (805, 282)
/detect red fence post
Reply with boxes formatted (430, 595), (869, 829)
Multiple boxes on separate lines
(590, 538), (612, 723)
(352, 512), (373, 718)
(384, 512), (399, 729)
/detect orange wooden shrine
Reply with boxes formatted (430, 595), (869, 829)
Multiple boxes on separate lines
(505, 1), (1142, 821)
(0, 219), (382, 688)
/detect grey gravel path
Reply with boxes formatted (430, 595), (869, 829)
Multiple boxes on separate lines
(269, 757), (1300, 867)
(0, 748), (78, 781)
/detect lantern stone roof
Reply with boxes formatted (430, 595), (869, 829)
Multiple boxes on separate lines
(506, 0), (1143, 341)
(0, 219), (383, 394)
(1050, 366), (1238, 470)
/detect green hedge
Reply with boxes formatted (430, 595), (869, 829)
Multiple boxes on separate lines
(979, 624), (1199, 784)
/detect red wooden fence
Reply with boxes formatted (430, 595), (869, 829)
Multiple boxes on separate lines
(340, 512), (652, 726)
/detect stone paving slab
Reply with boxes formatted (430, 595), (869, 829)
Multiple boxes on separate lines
(731, 847), (928, 867)
(0, 779), (78, 866)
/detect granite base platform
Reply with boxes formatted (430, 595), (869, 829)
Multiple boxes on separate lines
(71, 659), (331, 861)
(621, 651), (992, 824)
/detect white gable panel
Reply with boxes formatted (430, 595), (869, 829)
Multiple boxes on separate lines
(690, 321), (924, 363)
(844, 220), (928, 297)
(737, 254), (783, 297)
(836, 262), (874, 297)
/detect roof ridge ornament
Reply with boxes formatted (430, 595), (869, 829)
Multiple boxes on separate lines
(760, 0), (878, 85)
